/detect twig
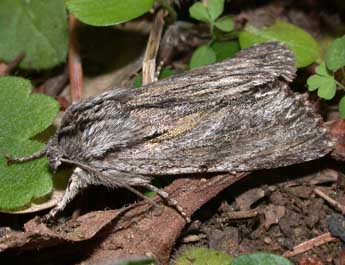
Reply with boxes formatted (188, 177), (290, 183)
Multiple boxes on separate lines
(68, 15), (83, 103)
(0, 52), (25, 76)
(142, 9), (165, 85)
(283, 232), (337, 257)
(314, 188), (345, 214)
(38, 66), (69, 97)
(224, 208), (259, 219)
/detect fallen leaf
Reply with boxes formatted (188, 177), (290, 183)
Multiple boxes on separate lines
(264, 205), (286, 230)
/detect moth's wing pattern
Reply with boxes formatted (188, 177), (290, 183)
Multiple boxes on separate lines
(94, 42), (334, 175)
(55, 89), (155, 162)
(129, 41), (296, 108)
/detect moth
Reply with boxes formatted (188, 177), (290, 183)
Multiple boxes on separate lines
(9, 42), (334, 221)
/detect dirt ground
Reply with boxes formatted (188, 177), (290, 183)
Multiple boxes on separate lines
(172, 160), (343, 264)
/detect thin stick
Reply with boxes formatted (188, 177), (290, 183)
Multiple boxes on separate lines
(68, 15), (83, 103)
(142, 9), (165, 85)
(225, 208), (259, 219)
(314, 188), (345, 214)
(283, 232), (337, 258)
(0, 52), (25, 76)
(40, 66), (69, 97)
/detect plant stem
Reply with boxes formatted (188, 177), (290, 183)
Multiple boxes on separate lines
(210, 23), (215, 41)
(336, 80), (345, 90)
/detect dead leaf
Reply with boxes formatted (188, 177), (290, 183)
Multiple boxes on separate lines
(0, 173), (247, 265)
(235, 187), (266, 210)
(264, 204), (286, 230)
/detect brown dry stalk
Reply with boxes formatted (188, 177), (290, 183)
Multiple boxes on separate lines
(0, 52), (25, 76)
(314, 188), (345, 214)
(142, 9), (165, 85)
(68, 15), (83, 103)
(283, 232), (337, 257)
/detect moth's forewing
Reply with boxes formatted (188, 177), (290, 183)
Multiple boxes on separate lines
(106, 42), (333, 175)
(56, 42), (334, 178)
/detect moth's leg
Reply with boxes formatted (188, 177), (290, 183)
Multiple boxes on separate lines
(45, 167), (88, 221)
(5, 148), (46, 164)
(140, 183), (191, 223)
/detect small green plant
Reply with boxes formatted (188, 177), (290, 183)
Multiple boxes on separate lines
(174, 247), (294, 265)
(232, 252), (293, 265)
(189, 0), (239, 69)
(0, 77), (59, 210)
(175, 247), (233, 265)
(0, 0), (156, 69)
(65, 0), (154, 26)
(189, 0), (234, 35)
(239, 20), (321, 68)
(307, 35), (345, 118)
(0, 0), (68, 70)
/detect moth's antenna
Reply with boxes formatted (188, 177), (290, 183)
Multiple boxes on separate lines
(60, 158), (158, 207)
(5, 148), (47, 164)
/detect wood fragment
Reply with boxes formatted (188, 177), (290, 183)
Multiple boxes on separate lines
(223, 208), (259, 219)
(0, 52), (25, 76)
(180, 234), (206, 243)
(283, 232), (337, 258)
(314, 188), (345, 214)
(142, 9), (165, 85)
(40, 66), (69, 97)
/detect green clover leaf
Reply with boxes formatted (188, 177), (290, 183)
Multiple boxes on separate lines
(0, 77), (59, 210)
(325, 35), (345, 71)
(239, 20), (321, 68)
(0, 0), (68, 70)
(189, 2), (211, 23)
(307, 63), (337, 100)
(232, 252), (293, 265)
(175, 247), (232, 265)
(66, 0), (154, 26)
(190, 45), (217, 69)
(215, 16), (234, 32)
(208, 0), (225, 21)
(211, 41), (240, 61)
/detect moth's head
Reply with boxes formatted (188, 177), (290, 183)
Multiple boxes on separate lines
(46, 137), (64, 172)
